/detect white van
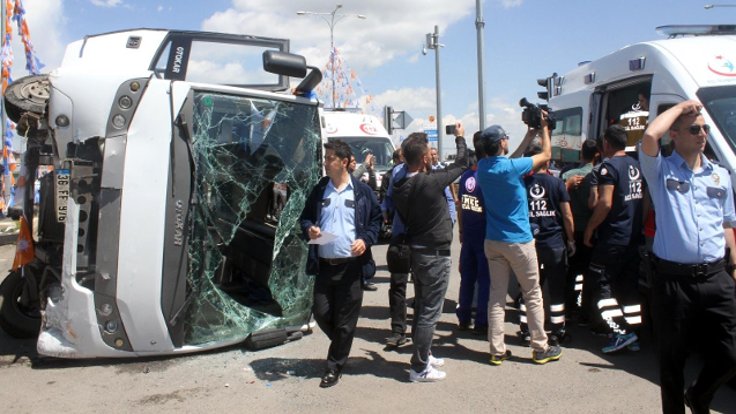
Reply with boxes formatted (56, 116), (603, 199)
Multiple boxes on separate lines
(542, 24), (736, 176)
(322, 110), (396, 190)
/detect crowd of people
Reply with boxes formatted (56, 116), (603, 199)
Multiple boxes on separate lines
(298, 100), (736, 414)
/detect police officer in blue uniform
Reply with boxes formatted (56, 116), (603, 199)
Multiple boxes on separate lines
(456, 132), (491, 334)
(300, 140), (382, 388)
(583, 125), (645, 354)
(640, 100), (736, 414)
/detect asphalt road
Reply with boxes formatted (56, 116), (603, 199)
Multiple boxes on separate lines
(0, 237), (734, 413)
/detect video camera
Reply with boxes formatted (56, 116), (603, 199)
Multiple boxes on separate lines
(519, 97), (557, 130)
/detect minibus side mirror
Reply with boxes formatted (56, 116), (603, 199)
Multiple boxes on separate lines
(262, 50), (307, 78)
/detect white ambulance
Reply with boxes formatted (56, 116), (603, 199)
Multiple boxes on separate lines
(541, 24), (736, 175)
(322, 110), (396, 190)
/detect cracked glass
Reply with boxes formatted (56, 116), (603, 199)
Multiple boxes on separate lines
(183, 91), (321, 346)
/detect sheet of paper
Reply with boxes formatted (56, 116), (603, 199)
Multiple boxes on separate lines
(307, 231), (338, 245)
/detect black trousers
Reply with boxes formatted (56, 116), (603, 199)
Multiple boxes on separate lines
(520, 243), (568, 334)
(387, 242), (411, 335)
(312, 259), (364, 371)
(590, 242), (642, 335)
(652, 266), (736, 414)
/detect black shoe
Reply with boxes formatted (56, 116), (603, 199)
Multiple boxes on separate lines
(457, 321), (471, 331)
(319, 369), (342, 388)
(472, 325), (488, 336)
(517, 330), (531, 346)
(385, 333), (409, 348)
(362, 282), (378, 291)
(684, 386), (709, 414)
(549, 330), (566, 346)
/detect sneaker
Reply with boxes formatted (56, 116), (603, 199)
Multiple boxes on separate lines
(409, 365), (447, 382)
(601, 332), (638, 354)
(489, 350), (512, 366)
(532, 345), (562, 364)
(626, 340), (640, 352)
(385, 333), (409, 348)
(428, 354), (445, 368)
(457, 321), (471, 331)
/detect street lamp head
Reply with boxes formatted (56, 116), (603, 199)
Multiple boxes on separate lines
(704, 4), (714, 8)
(296, 10), (307, 15)
(357, 14), (367, 19)
(336, 4), (343, 9)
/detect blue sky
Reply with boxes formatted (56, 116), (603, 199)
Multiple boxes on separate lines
(13, 0), (736, 154)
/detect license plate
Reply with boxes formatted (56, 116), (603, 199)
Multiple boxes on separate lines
(56, 169), (70, 222)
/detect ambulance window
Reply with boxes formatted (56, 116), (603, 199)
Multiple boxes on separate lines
(601, 83), (651, 147)
(550, 107), (582, 161)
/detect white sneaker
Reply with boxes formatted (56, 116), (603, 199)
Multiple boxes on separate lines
(409, 365), (447, 382)
(428, 355), (445, 368)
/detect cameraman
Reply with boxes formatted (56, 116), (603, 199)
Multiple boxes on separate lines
(476, 109), (562, 365)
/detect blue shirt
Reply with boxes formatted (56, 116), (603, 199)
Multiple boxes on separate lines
(382, 164), (407, 237)
(318, 179), (357, 259)
(459, 167), (486, 245)
(639, 148), (736, 263)
(477, 156), (534, 243)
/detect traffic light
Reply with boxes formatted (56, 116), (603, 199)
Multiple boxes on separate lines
(537, 73), (559, 101)
(537, 77), (551, 101)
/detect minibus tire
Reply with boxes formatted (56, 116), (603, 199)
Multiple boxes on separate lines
(4, 74), (50, 124)
(0, 270), (41, 338)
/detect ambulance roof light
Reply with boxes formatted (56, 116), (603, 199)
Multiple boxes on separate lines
(656, 24), (736, 38)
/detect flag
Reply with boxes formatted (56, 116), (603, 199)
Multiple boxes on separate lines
(12, 215), (33, 270)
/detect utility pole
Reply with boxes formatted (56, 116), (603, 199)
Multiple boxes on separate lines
(476, 0), (486, 129)
(424, 25), (444, 159)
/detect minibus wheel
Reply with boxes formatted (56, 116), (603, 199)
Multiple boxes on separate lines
(4, 75), (50, 138)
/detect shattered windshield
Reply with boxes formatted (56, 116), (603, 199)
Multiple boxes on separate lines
(183, 91), (321, 346)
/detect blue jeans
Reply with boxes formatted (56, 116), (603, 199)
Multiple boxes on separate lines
(410, 250), (451, 372)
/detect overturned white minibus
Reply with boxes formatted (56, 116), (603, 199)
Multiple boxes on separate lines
(0, 29), (324, 358)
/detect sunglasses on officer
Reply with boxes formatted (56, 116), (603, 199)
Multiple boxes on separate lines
(686, 124), (710, 135)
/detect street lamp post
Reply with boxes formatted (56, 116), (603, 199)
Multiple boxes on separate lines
(424, 25), (444, 159)
(705, 4), (736, 8)
(476, 0), (486, 130)
(297, 5), (367, 109)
